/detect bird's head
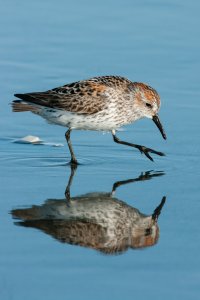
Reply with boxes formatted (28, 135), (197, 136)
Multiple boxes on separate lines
(131, 82), (167, 140)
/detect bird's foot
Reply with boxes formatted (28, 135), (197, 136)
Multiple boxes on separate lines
(137, 145), (165, 162)
(138, 170), (165, 181)
(68, 158), (79, 167)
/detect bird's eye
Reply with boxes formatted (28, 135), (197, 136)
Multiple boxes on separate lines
(145, 103), (152, 108)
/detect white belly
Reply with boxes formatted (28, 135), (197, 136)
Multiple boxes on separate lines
(41, 108), (121, 131)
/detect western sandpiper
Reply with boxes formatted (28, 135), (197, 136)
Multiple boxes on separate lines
(12, 75), (167, 164)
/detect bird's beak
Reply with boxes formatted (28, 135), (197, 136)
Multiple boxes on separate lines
(152, 114), (167, 140)
(152, 196), (166, 222)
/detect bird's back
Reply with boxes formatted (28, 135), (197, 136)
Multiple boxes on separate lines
(13, 76), (137, 130)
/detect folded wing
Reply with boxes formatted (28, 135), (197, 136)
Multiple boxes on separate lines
(14, 80), (110, 115)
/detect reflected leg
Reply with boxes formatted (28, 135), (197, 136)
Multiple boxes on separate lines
(111, 171), (165, 195)
(65, 164), (77, 203)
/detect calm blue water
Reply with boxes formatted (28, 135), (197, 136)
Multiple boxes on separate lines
(1, 0), (200, 299)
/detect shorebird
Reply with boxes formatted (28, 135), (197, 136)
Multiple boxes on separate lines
(12, 75), (167, 164)
(11, 170), (166, 254)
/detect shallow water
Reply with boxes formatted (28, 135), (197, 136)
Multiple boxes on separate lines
(1, 0), (200, 299)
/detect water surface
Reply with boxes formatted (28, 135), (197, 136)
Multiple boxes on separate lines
(1, 0), (200, 299)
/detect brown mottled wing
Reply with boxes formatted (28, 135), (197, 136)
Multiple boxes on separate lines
(14, 80), (110, 115)
(15, 219), (128, 254)
(16, 219), (107, 248)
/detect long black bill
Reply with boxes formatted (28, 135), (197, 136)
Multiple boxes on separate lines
(152, 115), (167, 140)
(152, 196), (166, 221)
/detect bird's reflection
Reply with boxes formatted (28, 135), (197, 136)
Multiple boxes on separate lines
(11, 168), (166, 255)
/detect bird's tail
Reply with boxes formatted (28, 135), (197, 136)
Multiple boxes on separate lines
(11, 206), (41, 220)
(12, 100), (38, 113)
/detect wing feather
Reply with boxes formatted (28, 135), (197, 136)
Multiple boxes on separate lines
(14, 81), (110, 115)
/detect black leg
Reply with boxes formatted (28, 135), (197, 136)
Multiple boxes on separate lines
(65, 164), (77, 203)
(112, 131), (165, 162)
(65, 129), (78, 165)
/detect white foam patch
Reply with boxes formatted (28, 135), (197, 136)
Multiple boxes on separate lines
(13, 135), (64, 147)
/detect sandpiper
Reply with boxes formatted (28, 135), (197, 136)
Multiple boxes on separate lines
(12, 75), (167, 164)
